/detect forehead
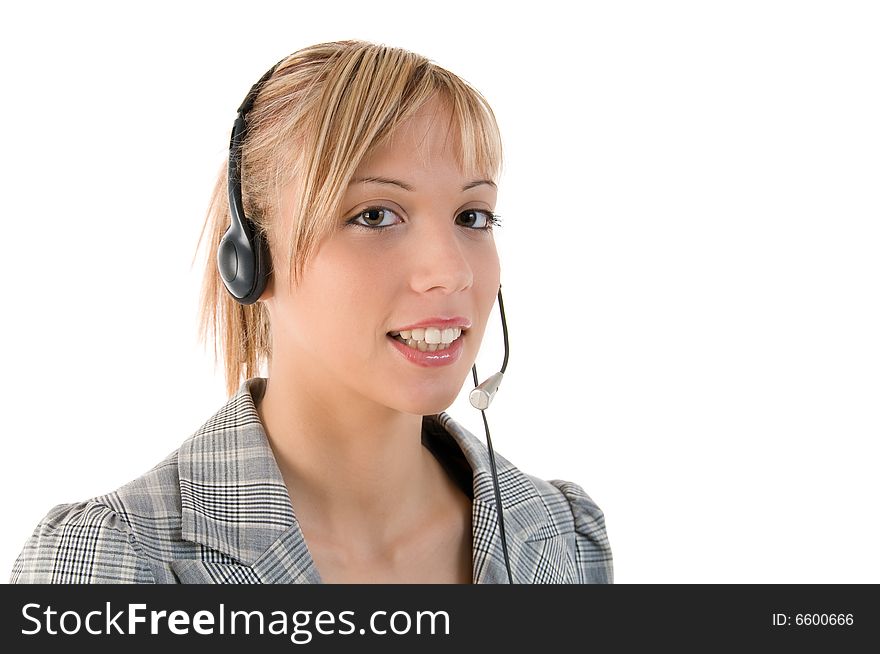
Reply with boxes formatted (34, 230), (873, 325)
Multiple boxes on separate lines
(357, 96), (491, 181)
(366, 99), (454, 164)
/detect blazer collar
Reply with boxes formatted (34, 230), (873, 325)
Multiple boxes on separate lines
(175, 377), (570, 583)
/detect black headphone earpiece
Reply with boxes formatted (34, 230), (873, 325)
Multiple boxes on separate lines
(218, 62), (282, 305)
(217, 220), (271, 305)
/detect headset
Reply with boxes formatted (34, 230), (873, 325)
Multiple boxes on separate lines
(219, 60), (514, 584)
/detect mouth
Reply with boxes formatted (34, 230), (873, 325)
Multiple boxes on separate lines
(386, 326), (467, 352)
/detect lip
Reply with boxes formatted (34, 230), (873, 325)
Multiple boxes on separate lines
(389, 316), (472, 332)
(387, 332), (465, 368)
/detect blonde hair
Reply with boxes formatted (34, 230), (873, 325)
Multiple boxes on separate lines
(195, 40), (503, 397)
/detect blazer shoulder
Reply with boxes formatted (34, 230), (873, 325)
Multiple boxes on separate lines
(10, 499), (157, 584)
(545, 478), (614, 584)
(99, 448), (182, 520)
(11, 447), (182, 584)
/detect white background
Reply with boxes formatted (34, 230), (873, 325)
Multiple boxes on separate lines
(1, 0), (877, 583)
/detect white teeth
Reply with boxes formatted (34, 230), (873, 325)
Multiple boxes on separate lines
(424, 327), (458, 344)
(391, 326), (466, 351)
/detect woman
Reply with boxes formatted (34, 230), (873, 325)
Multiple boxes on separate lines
(11, 40), (612, 584)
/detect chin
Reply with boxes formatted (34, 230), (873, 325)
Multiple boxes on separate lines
(393, 388), (459, 417)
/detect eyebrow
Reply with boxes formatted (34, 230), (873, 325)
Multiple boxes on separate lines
(349, 176), (496, 192)
(462, 179), (497, 191)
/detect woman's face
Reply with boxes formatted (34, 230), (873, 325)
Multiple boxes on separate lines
(266, 98), (500, 416)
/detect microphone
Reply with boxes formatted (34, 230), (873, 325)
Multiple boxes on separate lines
(469, 371), (503, 410)
(469, 285), (509, 410)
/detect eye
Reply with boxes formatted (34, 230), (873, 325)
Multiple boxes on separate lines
(348, 207), (403, 230)
(457, 209), (500, 230)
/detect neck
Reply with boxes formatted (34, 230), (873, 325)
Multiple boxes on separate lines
(255, 355), (438, 553)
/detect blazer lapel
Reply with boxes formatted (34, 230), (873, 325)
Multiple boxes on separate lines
(170, 528), (323, 584)
(469, 500), (571, 584)
(435, 413), (577, 584)
(172, 378), (322, 584)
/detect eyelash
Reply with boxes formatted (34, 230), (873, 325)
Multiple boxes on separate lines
(346, 206), (502, 233)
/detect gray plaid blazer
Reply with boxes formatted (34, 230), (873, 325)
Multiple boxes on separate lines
(11, 377), (612, 584)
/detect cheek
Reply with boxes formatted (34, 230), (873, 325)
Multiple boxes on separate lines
(301, 251), (393, 341)
(475, 250), (502, 341)
(475, 247), (501, 298)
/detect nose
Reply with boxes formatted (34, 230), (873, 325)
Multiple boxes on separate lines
(408, 220), (474, 295)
